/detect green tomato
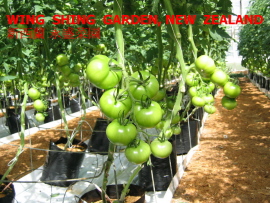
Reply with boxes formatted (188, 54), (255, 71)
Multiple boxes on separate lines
(56, 54), (69, 67)
(221, 96), (237, 110)
(134, 101), (162, 128)
(99, 88), (132, 119)
(210, 70), (229, 87)
(129, 71), (159, 100)
(204, 104), (216, 114)
(192, 96), (206, 107)
(172, 125), (181, 135)
(106, 120), (137, 146)
(97, 69), (122, 89)
(185, 72), (199, 86)
(195, 55), (216, 77)
(68, 73), (80, 83)
(188, 86), (198, 97)
(125, 140), (151, 164)
(166, 112), (181, 124)
(150, 138), (172, 159)
(202, 94), (214, 104)
(33, 99), (47, 112)
(156, 120), (165, 130)
(74, 63), (83, 72)
(96, 44), (106, 52)
(35, 112), (45, 122)
(223, 82), (241, 98)
(86, 55), (110, 85)
(28, 88), (41, 100)
(86, 56), (122, 89)
(152, 88), (166, 101)
(61, 65), (72, 76)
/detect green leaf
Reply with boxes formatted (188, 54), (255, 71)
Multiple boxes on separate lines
(34, 5), (43, 13)
(0, 75), (18, 81)
(209, 26), (231, 41)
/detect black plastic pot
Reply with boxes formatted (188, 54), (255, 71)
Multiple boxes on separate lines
(79, 184), (145, 203)
(44, 105), (61, 123)
(62, 95), (70, 108)
(88, 118), (110, 155)
(259, 75), (266, 88)
(0, 98), (6, 108)
(6, 107), (30, 134)
(138, 139), (177, 191)
(174, 119), (198, 155)
(194, 107), (204, 127)
(40, 137), (87, 187)
(266, 78), (270, 91)
(0, 175), (16, 203)
(70, 98), (81, 113)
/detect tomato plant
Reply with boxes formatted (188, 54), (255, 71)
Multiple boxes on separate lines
(99, 88), (132, 119)
(125, 140), (151, 164)
(106, 119), (137, 146)
(150, 138), (172, 159)
(129, 71), (159, 100)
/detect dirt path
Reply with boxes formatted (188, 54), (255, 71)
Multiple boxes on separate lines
(172, 77), (270, 203)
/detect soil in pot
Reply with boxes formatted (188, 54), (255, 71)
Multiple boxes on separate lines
(40, 137), (87, 187)
(0, 175), (15, 203)
(79, 184), (145, 203)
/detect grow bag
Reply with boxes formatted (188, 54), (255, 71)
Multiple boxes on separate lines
(194, 107), (204, 127)
(44, 105), (61, 123)
(0, 175), (15, 203)
(88, 118), (110, 155)
(138, 139), (177, 191)
(266, 78), (270, 91)
(70, 98), (80, 113)
(40, 137), (87, 187)
(62, 95), (70, 108)
(174, 119), (198, 155)
(259, 75), (266, 88)
(6, 107), (29, 134)
(79, 184), (145, 203)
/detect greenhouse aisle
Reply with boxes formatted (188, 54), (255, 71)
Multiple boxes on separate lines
(172, 76), (270, 203)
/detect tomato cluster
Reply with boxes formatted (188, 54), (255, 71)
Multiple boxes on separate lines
(187, 55), (242, 112)
(56, 54), (82, 88)
(84, 56), (178, 164)
(28, 87), (47, 122)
